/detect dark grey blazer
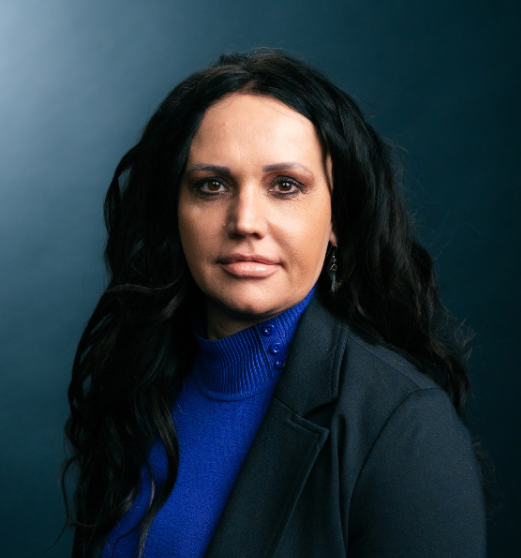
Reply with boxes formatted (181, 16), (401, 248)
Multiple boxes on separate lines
(77, 294), (486, 558)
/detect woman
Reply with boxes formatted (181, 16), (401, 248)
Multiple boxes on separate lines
(64, 50), (486, 557)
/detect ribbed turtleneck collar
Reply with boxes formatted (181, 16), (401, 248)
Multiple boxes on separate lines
(191, 286), (316, 401)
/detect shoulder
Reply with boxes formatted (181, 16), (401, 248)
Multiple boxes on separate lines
(280, 297), (485, 555)
(284, 293), (466, 441)
(346, 323), (439, 389)
(324, 322), (480, 495)
(291, 295), (470, 456)
(336, 329), (486, 555)
(335, 322), (465, 442)
(341, 325), (444, 408)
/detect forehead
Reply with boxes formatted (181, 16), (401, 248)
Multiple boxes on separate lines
(188, 93), (325, 167)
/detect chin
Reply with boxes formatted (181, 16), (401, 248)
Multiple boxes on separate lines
(208, 281), (293, 321)
(218, 295), (281, 320)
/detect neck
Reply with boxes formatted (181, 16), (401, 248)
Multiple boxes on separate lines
(205, 301), (277, 340)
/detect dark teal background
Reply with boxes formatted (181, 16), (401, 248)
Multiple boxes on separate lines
(0, 1), (519, 556)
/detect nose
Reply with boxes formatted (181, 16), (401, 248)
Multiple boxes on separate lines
(225, 186), (267, 239)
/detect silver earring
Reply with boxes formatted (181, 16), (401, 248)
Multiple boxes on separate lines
(328, 247), (338, 294)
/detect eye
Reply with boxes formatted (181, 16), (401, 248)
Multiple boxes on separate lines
(271, 178), (301, 196)
(197, 178), (227, 195)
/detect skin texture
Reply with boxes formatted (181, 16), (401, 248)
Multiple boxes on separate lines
(178, 93), (337, 340)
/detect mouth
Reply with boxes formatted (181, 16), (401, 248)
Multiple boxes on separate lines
(218, 254), (281, 278)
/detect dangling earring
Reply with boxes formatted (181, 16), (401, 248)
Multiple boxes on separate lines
(328, 246), (338, 294)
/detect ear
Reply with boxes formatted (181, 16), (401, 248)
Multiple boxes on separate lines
(329, 226), (337, 247)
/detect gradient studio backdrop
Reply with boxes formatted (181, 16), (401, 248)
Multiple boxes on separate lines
(1, 1), (519, 556)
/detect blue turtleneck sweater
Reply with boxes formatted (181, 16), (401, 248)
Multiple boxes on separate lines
(102, 287), (315, 558)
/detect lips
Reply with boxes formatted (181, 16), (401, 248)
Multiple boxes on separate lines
(219, 253), (280, 278)
(219, 254), (278, 265)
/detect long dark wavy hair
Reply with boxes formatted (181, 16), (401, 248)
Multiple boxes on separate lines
(62, 49), (481, 556)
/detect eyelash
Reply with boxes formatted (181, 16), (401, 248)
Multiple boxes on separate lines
(271, 177), (302, 196)
(195, 178), (226, 195)
(194, 177), (303, 197)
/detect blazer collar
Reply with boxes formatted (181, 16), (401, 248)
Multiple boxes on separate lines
(273, 292), (347, 416)
(205, 293), (348, 558)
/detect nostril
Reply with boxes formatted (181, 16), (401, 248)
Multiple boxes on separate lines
(226, 203), (267, 238)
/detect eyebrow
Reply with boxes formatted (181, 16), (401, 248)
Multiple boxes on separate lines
(185, 164), (231, 174)
(262, 162), (313, 175)
(185, 162), (314, 175)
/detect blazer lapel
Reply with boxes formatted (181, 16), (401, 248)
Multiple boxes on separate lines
(205, 295), (348, 558)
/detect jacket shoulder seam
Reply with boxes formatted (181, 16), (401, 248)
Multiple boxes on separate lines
(346, 330), (435, 390)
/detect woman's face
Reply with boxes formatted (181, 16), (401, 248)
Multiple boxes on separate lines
(178, 93), (336, 339)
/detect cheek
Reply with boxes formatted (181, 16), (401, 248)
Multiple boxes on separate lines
(178, 203), (224, 283)
(279, 204), (332, 272)
(178, 206), (207, 266)
(179, 196), (208, 244)
(178, 209), (195, 254)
